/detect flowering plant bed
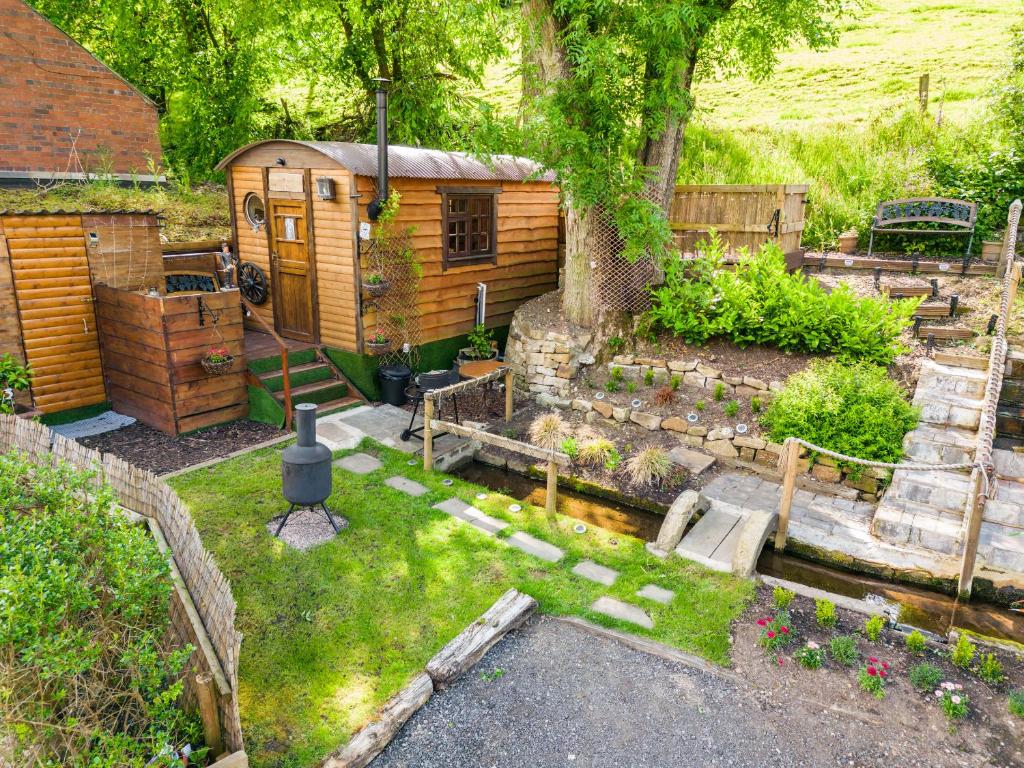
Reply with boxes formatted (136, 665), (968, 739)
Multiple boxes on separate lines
(733, 584), (1024, 766)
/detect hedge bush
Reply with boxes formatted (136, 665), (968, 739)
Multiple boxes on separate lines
(644, 235), (919, 364)
(0, 451), (198, 767)
(761, 361), (918, 465)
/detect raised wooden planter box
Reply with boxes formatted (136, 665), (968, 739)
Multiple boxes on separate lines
(94, 285), (248, 434)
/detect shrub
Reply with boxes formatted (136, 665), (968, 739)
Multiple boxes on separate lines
(977, 653), (1005, 685)
(794, 641), (825, 670)
(756, 613), (793, 653)
(815, 598), (838, 629)
(670, 374), (681, 390)
(1009, 689), (1024, 718)
(864, 615), (886, 642)
(0, 353), (32, 414)
(604, 447), (623, 471)
(644, 369), (655, 386)
(578, 438), (616, 467)
(713, 382), (726, 401)
(830, 635), (859, 666)
(654, 385), (675, 406)
(605, 379), (621, 393)
(611, 366), (624, 381)
(858, 658), (890, 699)
(644, 236), (918, 364)
(694, 399), (706, 411)
(560, 437), (579, 460)
(624, 447), (672, 486)
(772, 586), (795, 610)
(950, 633), (976, 669)
(626, 380), (637, 393)
(909, 663), (943, 692)
(905, 630), (927, 655)
(724, 400), (739, 417)
(750, 396), (762, 413)
(529, 413), (569, 451)
(608, 336), (624, 353)
(761, 361), (918, 466)
(0, 452), (198, 765)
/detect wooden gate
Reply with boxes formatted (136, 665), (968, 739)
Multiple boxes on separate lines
(670, 184), (808, 257)
(1, 214), (106, 413)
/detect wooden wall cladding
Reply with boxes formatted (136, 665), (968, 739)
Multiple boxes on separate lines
(0, 227), (30, 408)
(354, 177), (560, 346)
(95, 285), (248, 434)
(82, 213), (164, 291)
(2, 213), (106, 413)
(231, 166), (274, 332)
(310, 168), (357, 351)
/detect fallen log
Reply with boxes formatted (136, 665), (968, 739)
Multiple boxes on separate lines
(426, 588), (537, 690)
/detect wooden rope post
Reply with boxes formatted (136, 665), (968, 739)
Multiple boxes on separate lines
(774, 438), (799, 551)
(545, 458), (558, 517)
(423, 396), (434, 472)
(195, 671), (225, 759)
(504, 368), (513, 423)
(957, 467), (986, 599)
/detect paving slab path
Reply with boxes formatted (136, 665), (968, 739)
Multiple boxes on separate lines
(334, 452), (383, 474)
(506, 531), (565, 562)
(590, 596), (653, 629)
(384, 475), (429, 497)
(571, 559), (619, 586)
(432, 498), (509, 536)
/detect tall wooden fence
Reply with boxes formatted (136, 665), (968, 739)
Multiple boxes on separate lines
(0, 414), (243, 754)
(670, 184), (808, 257)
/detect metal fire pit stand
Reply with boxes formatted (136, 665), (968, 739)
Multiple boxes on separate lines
(274, 502), (340, 537)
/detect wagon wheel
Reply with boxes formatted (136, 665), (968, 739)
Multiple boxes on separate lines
(238, 261), (269, 305)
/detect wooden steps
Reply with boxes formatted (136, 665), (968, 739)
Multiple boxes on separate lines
(881, 284), (936, 298)
(248, 346), (368, 419)
(915, 325), (976, 341)
(803, 254), (995, 276)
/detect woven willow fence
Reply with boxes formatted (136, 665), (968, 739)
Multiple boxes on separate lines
(0, 414), (243, 753)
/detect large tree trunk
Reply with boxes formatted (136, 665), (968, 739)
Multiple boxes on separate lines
(561, 201), (602, 327)
(638, 57), (698, 213)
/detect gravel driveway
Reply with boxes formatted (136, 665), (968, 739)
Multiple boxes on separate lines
(374, 615), (952, 768)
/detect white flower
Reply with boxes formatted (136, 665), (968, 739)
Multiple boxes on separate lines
(941, 681), (955, 690)
(951, 695), (962, 705)
(807, 641), (820, 650)
(934, 690), (943, 697)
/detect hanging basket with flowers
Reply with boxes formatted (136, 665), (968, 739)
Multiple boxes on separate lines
(201, 346), (235, 375)
(366, 331), (391, 356)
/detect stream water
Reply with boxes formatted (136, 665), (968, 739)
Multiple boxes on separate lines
(455, 461), (1023, 643)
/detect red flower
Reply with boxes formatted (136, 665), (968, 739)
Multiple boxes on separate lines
(879, 669), (887, 678)
(766, 630), (776, 639)
(757, 619), (767, 627)
(777, 657), (784, 666)
(866, 666), (877, 676)
(881, 661), (890, 670)
(868, 657), (878, 664)
(780, 626), (789, 634)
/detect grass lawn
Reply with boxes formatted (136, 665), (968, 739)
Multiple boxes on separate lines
(170, 438), (754, 768)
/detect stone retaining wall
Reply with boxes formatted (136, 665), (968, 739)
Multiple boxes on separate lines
(605, 355), (783, 400)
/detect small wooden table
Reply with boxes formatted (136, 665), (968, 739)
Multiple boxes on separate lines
(457, 359), (505, 380)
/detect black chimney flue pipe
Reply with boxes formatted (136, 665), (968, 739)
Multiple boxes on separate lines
(367, 77), (390, 221)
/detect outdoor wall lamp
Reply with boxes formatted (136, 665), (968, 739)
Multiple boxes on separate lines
(316, 176), (336, 200)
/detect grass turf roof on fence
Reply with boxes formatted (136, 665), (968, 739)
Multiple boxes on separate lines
(169, 437), (753, 768)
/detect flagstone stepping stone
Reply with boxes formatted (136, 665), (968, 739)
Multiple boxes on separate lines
(591, 596), (654, 629)
(384, 475), (429, 497)
(335, 453), (383, 474)
(432, 498), (509, 536)
(571, 559), (619, 586)
(506, 532), (565, 563)
(636, 584), (675, 605)
(668, 446), (716, 475)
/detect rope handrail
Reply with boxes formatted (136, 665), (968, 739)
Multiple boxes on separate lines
(780, 436), (980, 474)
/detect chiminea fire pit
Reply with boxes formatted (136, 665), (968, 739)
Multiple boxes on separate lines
(276, 403), (337, 536)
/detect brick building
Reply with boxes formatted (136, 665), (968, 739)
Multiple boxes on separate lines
(0, 0), (163, 186)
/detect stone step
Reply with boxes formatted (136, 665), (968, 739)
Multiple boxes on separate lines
(888, 470), (971, 512)
(590, 596), (654, 629)
(384, 475), (429, 497)
(432, 498), (509, 536)
(917, 399), (982, 430)
(873, 499), (964, 554)
(978, 521), (1024, 571)
(334, 452), (383, 475)
(506, 531), (565, 562)
(571, 560), (619, 586)
(636, 584), (675, 604)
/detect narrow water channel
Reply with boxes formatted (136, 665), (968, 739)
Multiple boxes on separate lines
(456, 461), (1023, 643)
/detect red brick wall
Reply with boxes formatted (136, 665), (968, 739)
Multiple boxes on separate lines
(0, 0), (163, 178)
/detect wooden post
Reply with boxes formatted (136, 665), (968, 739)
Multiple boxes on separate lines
(195, 671), (225, 759)
(774, 439), (799, 551)
(545, 458), (557, 517)
(919, 73), (929, 113)
(957, 467), (986, 599)
(504, 368), (513, 423)
(423, 396), (434, 472)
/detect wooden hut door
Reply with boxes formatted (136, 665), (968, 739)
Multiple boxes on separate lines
(268, 198), (317, 342)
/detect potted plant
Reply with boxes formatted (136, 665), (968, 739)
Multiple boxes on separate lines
(200, 346), (235, 375)
(457, 323), (497, 364)
(0, 353), (32, 414)
(838, 230), (858, 254)
(362, 272), (390, 298)
(367, 330), (391, 355)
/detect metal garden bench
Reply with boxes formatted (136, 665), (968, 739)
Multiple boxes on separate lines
(867, 198), (978, 270)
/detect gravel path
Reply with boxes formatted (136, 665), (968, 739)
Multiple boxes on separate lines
(374, 617), (818, 768)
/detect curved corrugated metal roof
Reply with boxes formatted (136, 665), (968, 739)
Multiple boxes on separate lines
(217, 140), (555, 182)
